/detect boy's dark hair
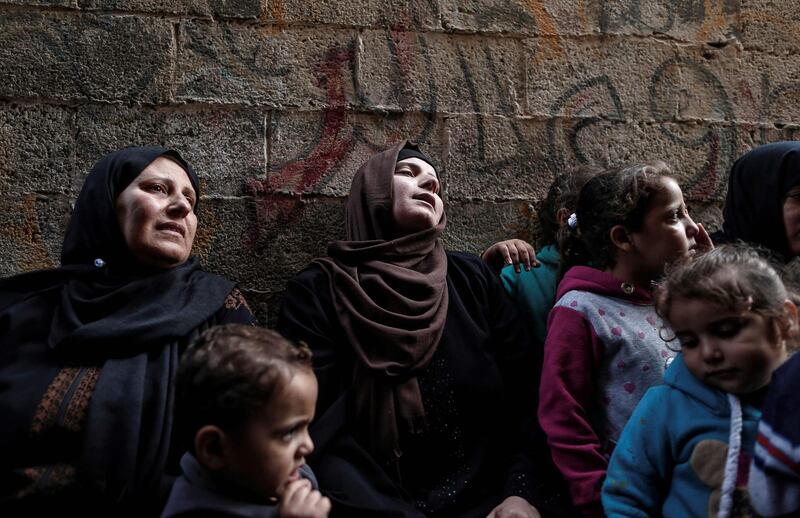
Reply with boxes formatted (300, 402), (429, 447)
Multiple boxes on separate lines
(175, 324), (313, 450)
(538, 165), (602, 247)
(558, 161), (672, 274)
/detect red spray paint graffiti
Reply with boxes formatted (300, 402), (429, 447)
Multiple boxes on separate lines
(245, 45), (356, 249)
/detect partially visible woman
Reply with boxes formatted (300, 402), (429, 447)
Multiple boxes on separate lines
(278, 141), (561, 517)
(0, 147), (255, 512)
(716, 141), (800, 260)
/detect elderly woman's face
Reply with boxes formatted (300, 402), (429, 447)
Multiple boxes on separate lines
(391, 158), (443, 236)
(115, 157), (198, 268)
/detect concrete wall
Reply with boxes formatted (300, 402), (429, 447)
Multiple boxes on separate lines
(1, 0), (798, 323)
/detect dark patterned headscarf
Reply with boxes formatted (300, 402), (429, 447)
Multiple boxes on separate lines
(61, 146), (199, 269)
(0, 146), (234, 504)
(1, 146), (232, 351)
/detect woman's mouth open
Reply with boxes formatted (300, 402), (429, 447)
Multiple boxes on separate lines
(413, 193), (436, 209)
(157, 222), (185, 236)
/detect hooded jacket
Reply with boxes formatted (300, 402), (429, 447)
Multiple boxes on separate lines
(538, 266), (676, 516)
(602, 355), (760, 517)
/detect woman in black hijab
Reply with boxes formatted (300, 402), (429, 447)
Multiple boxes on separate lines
(0, 146), (255, 512)
(278, 141), (564, 517)
(717, 141), (800, 260)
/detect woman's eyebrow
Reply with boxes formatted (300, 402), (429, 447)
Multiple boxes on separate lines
(395, 162), (419, 170)
(141, 175), (173, 184)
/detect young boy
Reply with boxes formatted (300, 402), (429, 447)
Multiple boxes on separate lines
(162, 324), (330, 518)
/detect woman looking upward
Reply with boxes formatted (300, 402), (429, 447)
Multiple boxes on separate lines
(278, 141), (558, 517)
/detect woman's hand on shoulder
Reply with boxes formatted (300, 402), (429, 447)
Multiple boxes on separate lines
(481, 239), (538, 273)
(278, 479), (331, 518)
(486, 496), (542, 518)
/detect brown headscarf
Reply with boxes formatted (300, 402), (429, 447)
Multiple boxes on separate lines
(314, 141), (449, 475)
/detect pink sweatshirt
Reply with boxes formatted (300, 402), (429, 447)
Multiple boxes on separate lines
(538, 266), (675, 516)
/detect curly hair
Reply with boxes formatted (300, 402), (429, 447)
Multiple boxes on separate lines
(175, 324), (313, 450)
(655, 245), (799, 349)
(537, 165), (602, 248)
(558, 161), (672, 273)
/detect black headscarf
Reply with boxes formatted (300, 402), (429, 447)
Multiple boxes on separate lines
(0, 146), (234, 505)
(61, 147), (199, 268)
(720, 141), (800, 260)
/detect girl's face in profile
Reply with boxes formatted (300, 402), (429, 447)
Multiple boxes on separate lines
(391, 158), (443, 236)
(668, 296), (789, 395)
(627, 177), (700, 284)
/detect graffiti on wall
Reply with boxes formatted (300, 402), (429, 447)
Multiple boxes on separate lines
(598, 0), (740, 39)
(7, 0), (800, 276)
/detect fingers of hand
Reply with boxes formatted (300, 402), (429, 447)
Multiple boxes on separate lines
(317, 495), (332, 516)
(506, 245), (521, 273)
(525, 243), (540, 268)
(697, 223), (714, 250)
(280, 487), (330, 518)
(282, 479), (312, 505)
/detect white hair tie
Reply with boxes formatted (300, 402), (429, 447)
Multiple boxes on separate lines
(567, 213), (578, 229)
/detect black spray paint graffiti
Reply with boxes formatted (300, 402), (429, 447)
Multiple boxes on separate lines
(546, 75), (625, 168)
(648, 58), (737, 200)
(758, 74), (800, 144)
(599, 0), (740, 34)
(546, 59), (738, 202)
(246, 0), (787, 247)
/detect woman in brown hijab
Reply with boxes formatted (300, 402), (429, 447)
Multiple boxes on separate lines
(278, 141), (561, 517)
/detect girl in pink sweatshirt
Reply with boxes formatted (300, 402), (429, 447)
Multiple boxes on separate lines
(538, 162), (709, 516)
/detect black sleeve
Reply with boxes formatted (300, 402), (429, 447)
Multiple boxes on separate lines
(471, 255), (574, 516)
(276, 267), (423, 518)
(276, 268), (344, 419)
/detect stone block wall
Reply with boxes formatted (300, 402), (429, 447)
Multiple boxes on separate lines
(1, 0), (798, 323)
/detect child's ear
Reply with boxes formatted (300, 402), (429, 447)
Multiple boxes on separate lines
(195, 425), (228, 471)
(609, 224), (634, 253)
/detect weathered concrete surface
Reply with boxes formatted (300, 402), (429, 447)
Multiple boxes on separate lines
(266, 0), (441, 30)
(74, 105), (265, 196)
(0, 104), (74, 195)
(0, 12), (173, 102)
(740, 0), (800, 54)
(1, 0), (798, 325)
(176, 23), (357, 107)
(78, 0), (262, 17)
(195, 196), (345, 292)
(359, 30), (526, 114)
(445, 200), (537, 255)
(0, 195), (72, 275)
(594, 0), (739, 42)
